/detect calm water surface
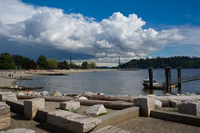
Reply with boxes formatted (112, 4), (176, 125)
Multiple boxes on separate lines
(19, 69), (200, 96)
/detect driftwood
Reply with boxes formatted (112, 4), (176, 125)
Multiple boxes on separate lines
(16, 95), (134, 109)
(81, 94), (135, 102)
(155, 95), (200, 107)
(17, 95), (72, 102)
(75, 99), (134, 109)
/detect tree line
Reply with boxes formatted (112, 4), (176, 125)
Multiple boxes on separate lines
(121, 56), (200, 69)
(0, 53), (96, 70)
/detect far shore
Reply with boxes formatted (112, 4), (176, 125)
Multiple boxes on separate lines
(0, 69), (118, 91)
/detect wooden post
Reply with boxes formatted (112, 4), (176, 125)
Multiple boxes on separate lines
(149, 67), (153, 89)
(165, 67), (171, 91)
(165, 67), (168, 90)
(177, 67), (181, 92)
(168, 67), (171, 91)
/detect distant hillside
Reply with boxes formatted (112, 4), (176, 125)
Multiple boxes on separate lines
(121, 56), (200, 69)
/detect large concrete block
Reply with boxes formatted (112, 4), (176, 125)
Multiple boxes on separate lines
(0, 102), (10, 130)
(134, 95), (155, 117)
(47, 110), (102, 133)
(0, 92), (17, 102)
(0, 102), (10, 115)
(24, 98), (45, 120)
(86, 104), (107, 116)
(0, 117), (10, 130)
(60, 100), (80, 110)
(170, 99), (181, 108)
(178, 100), (200, 116)
(6, 100), (24, 115)
(93, 125), (130, 133)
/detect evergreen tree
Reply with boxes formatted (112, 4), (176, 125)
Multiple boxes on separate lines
(121, 56), (200, 68)
(12, 54), (30, 69)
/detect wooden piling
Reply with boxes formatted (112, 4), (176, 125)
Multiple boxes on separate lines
(165, 67), (168, 90)
(168, 67), (171, 91)
(177, 67), (181, 92)
(149, 67), (153, 89)
(165, 67), (171, 91)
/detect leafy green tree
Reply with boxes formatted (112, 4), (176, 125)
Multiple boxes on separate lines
(46, 59), (58, 69)
(37, 55), (47, 69)
(12, 54), (30, 69)
(26, 60), (37, 69)
(58, 60), (69, 69)
(89, 62), (96, 69)
(0, 53), (15, 69)
(81, 61), (89, 69)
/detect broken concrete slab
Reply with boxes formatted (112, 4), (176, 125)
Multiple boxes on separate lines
(47, 110), (102, 133)
(0, 102), (10, 115)
(134, 95), (155, 117)
(86, 104), (107, 116)
(0, 92), (17, 102)
(0, 102), (10, 130)
(60, 100), (80, 110)
(24, 98), (45, 120)
(178, 100), (200, 116)
(170, 99), (181, 108)
(6, 100), (24, 115)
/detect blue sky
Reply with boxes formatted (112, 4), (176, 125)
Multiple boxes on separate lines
(0, 0), (200, 66)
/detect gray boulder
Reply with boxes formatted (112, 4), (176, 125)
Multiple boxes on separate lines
(51, 91), (62, 97)
(86, 104), (107, 116)
(155, 100), (162, 108)
(41, 91), (49, 96)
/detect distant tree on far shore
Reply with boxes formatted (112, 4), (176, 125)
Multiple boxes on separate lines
(0, 53), (15, 69)
(46, 59), (58, 69)
(89, 62), (96, 69)
(121, 56), (200, 68)
(12, 54), (30, 69)
(58, 60), (69, 69)
(69, 62), (80, 69)
(26, 60), (37, 70)
(37, 55), (47, 69)
(81, 61), (89, 69)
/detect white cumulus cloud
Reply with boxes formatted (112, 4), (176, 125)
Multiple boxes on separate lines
(0, 0), (186, 63)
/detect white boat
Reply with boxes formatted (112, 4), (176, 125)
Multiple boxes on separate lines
(142, 77), (159, 87)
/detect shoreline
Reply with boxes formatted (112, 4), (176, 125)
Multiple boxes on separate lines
(0, 69), (118, 91)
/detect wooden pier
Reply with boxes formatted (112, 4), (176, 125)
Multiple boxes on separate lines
(147, 67), (200, 91)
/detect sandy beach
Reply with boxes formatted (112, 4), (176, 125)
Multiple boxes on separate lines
(0, 69), (117, 89)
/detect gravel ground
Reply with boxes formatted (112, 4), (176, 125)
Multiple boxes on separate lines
(8, 112), (49, 133)
(2, 101), (200, 133)
(116, 117), (200, 133)
(6, 112), (200, 133)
